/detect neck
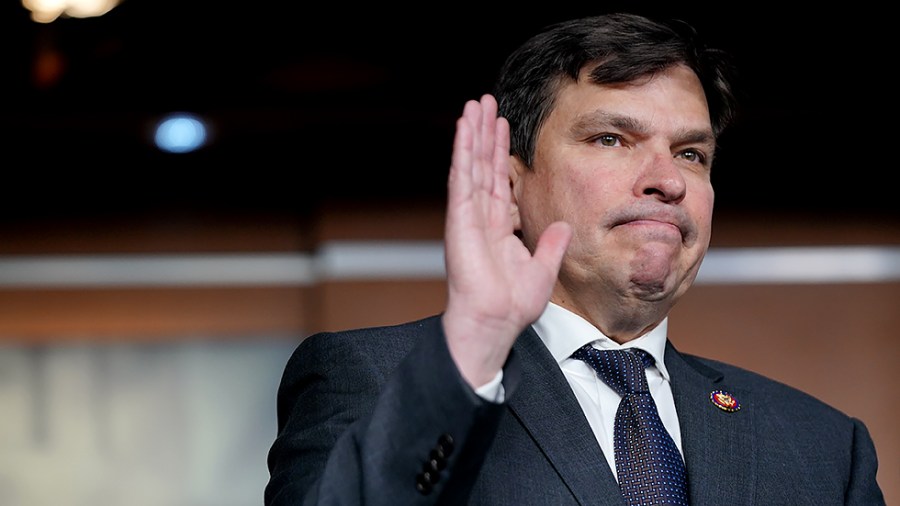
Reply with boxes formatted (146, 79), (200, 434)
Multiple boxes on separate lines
(549, 291), (670, 344)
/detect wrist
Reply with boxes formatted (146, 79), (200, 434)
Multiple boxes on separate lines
(441, 311), (515, 389)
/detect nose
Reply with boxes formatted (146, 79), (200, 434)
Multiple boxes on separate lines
(634, 151), (687, 204)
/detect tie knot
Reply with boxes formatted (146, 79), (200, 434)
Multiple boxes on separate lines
(571, 345), (652, 397)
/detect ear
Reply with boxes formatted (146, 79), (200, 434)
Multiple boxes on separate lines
(508, 155), (527, 232)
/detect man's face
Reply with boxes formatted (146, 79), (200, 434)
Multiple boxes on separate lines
(511, 64), (716, 319)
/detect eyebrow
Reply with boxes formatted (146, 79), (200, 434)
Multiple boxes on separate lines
(570, 110), (716, 149)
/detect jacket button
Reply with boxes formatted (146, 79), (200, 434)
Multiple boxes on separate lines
(415, 473), (433, 495)
(425, 457), (444, 472)
(429, 447), (445, 461)
(437, 433), (454, 454)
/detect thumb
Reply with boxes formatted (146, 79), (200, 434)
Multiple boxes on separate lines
(531, 221), (572, 276)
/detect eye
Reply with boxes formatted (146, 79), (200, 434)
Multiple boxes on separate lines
(593, 134), (622, 147)
(678, 149), (706, 164)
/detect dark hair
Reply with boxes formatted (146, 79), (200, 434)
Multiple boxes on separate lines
(494, 12), (739, 168)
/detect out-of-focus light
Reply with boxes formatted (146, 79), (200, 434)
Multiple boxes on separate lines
(22, 0), (121, 23)
(154, 113), (208, 154)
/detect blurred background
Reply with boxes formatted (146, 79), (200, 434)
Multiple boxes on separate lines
(1, 1), (898, 505)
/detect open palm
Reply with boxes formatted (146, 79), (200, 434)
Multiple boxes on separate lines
(442, 95), (572, 388)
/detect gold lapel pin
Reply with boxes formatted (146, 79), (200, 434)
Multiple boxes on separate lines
(709, 390), (741, 412)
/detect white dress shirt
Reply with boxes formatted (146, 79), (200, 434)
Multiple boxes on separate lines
(531, 302), (684, 480)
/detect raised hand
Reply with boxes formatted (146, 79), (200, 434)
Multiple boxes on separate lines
(442, 94), (572, 388)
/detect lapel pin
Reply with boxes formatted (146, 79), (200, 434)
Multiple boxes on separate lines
(709, 390), (741, 412)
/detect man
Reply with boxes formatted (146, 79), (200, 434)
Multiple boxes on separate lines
(265, 13), (885, 505)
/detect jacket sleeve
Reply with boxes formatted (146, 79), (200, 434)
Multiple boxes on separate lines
(264, 317), (520, 506)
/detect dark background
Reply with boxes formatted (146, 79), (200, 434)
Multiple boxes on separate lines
(2, 2), (895, 227)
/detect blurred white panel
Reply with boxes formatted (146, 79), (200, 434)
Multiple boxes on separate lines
(697, 246), (900, 284)
(0, 348), (34, 449)
(0, 339), (297, 506)
(316, 240), (446, 280)
(0, 245), (899, 287)
(179, 341), (292, 506)
(0, 254), (315, 287)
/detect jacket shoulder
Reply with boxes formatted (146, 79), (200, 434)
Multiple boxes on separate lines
(283, 314), (443, 376)
(683, 352), (855, 421)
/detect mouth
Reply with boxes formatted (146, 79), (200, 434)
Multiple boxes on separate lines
(609, 207), (695, 243)
(621, 219), (681, 232)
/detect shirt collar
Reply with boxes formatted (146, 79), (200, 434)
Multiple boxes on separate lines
(531, 301), (671, 381)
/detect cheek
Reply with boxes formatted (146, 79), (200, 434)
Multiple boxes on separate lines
(690, 184), (715, 240)
(545, 168), (605, 224)
(518, 170), (582, 244)
(517, 181), (557, 249)
(563, 169), (623, 223)
(698, 183), (715, 218)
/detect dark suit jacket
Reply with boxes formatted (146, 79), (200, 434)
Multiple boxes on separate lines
(264, 315), (885, 505)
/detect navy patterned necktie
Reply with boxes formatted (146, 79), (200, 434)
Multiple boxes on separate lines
(572, 344), (689, 505)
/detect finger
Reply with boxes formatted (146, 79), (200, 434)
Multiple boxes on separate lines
(491, 115), (511, 201)
(478, 94), (498, 193)
(484, 115), (511, 231)
(532, 221), (573, 276)
(469, 98), (486, 191)
(447, 102), (477, 207)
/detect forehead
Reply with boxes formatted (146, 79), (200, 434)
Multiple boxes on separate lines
(547, 64), (712, 133)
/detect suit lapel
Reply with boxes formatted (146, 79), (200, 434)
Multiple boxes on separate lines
(508, 328), (625, 506)
(665, 342), (756, 506)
